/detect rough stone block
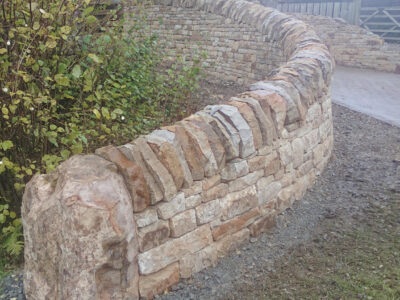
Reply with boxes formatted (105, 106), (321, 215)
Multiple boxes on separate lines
(202, 183), (228, 202)
(119, 144), (163, 205)
(195, 199), (222, 225)
(220, 186), (258, 221)
(134, 208), (158, 228)
(95, 145), (150, 212)
(257, 180), (281, 206)
(138, 225), (212, 275)
(134, 138), (177, 202)
(139, 220), (170, 252)
(157, 192), (185, 220)
(229, 100), (263, 150)
(203, 174), (221, 191)
(228, 169), (264, 193)
(139, 262), (179, 300)
(22, 155), (139, 299)
(212, 208), (260, 241)
(169, 209), (197, 238)
(220, 160), (249, 182)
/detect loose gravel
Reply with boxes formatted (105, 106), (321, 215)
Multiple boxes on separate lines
(1, 103), (399, 300)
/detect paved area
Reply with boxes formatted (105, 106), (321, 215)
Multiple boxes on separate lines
(332, 66), (400, 127)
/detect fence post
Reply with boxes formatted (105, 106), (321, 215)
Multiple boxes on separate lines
(354, 0), (362, 25)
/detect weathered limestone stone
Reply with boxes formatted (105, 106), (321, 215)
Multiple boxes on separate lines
(180, 120), (218, 177)
(119, 144), (163, 205)
(278, 142), (293, 166)
(150, 130), (193, 188)
(292, 137), (306, 168)
(220, 160), (249, 182)
(257, 181), (282, 206)
(179, 245), (218, 279)
(134, 208), (158, 228)
(203, 174), (221, 191)
(304, 128), (320, 150)
(228, 169), (264, 193)
(248, 155), (268, 172)
(214, 228), (250, 258)
(212, 208), (260, 241)
(138, 220), (170, 253)
(95, 145), (150, 212)
(202, 183), (228, 202)
(185, 115), (226, 170)
(157, 192), (185, 220)
(139, 262), (179, 300)
(220, 185), (258, 221)
(185, 194), (202, 209)
(244, 89), (287, 134)
(182, 181), (202, 197)
(234, 96), (277, 145)
(249, 213), (276, 237)
(297, 160), (313, 177)
(138, 225), (212, 275)
(229, 100), (263, 150)
(134, 138), (177, 202)
(195, 199), (222, 225)
(146, 135), (185, 190)
(22, 155), (139, 299)
(209, 105), (256, 158)
(168, 125), (207, 181)
(196, 111), (239, 160)
(169, 209), (197, 238)
(211, 111), (242, 158)
(312, 143), (325, 166)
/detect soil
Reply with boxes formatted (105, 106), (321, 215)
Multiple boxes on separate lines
(1, 104), (399, 299)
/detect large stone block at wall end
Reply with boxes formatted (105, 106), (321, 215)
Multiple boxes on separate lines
(21, 155), (140, 300)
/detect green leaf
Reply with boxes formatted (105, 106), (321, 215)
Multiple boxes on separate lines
(88, 53), (102, 64)
(101, 107), (110, 120)
(93, 108), (101, 119)
(71, 65), (82, 78)
(83, 6), (94, 17)
(2, 140), (14, 151)
(0, 48), (7, 54)
(86, 16), (97, 24)
(60, 26), (71, 34)
(60, 149), (70, 160)
(71, 143), (83, 154)
(45, 39), (57, 49)
(54, 74), (70, 86)
(50, 124), (57, 130)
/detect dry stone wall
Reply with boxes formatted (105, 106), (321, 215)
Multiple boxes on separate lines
(22, 1), (334, 299)
(293, 14), (400, 73)
(127, 4), (286, 84)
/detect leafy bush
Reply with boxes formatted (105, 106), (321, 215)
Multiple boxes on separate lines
(0, 0), (204, 263)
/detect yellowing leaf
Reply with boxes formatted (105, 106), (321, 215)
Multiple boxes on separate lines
(88, 53), (102, 64)
(54, 74), (70, 86)
(0, 48), (7, 54)
(93, 108), (101, 119)
(71, 65), (82, 78)
(45, 39), (57, 49)
(60, 26), (71, 34)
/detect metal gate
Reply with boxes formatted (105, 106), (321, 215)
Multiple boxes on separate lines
(360, 6), (400, 42)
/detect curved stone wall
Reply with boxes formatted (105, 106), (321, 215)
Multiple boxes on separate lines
(22, 1), (334, 299)
(293, 14), (400, 74)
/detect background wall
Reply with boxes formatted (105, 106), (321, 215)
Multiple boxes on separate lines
(295, 14), (400, 73)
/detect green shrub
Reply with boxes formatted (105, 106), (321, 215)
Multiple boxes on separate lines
(0, 0), (204, 263)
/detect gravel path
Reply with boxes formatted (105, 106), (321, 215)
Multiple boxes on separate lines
(1, 103), (399, 299)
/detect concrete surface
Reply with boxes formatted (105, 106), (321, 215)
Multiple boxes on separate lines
(332, 66), (400, 127)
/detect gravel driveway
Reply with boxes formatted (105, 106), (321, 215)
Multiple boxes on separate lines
(1, 103), (399, 299)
